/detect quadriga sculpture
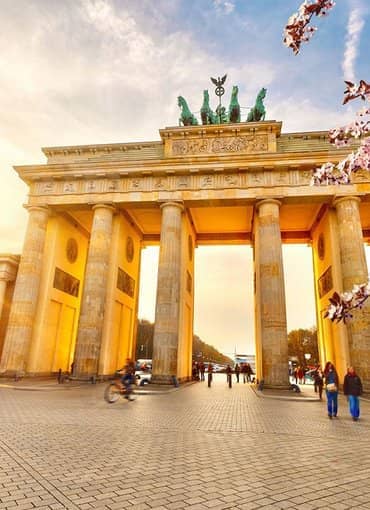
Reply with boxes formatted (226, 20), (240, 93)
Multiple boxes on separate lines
(228, 85), (241, 123)
(200, 90), (217, 125)
(178, 96), (198, 126)
(247, 87), (266, 122)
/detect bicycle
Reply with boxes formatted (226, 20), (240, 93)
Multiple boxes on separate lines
(104, 372), (136, 404)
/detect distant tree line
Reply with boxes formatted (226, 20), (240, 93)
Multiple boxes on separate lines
(287, 327), (319, 367)
(136, 320), (319, 367)
(135, 319), (232, 364)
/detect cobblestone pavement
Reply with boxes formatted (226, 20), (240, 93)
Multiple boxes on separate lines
(1, 376), (370, 510)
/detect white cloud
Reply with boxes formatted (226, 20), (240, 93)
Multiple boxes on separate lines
(342, 4), (365, 82)
(268, 97), (355, 133)
(213, 0), (235, 15)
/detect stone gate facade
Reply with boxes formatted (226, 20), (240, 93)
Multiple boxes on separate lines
(1, 120), (370, 389)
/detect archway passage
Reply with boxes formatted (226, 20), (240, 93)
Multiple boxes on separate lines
(1, 121), (370, 389)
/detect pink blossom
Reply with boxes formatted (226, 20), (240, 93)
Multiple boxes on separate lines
(283, 1), (336, 54)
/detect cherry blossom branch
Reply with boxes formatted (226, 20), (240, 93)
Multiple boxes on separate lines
(284, 8), (370, 321)
(311, 81), (370, 186)
(283, 0), (336, 55)
(325, 282), (370, 323)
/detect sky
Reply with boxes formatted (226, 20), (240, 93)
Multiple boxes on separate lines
(1, 0), (370, 355)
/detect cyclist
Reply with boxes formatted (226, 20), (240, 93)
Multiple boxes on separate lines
(119, 358), (135, 400)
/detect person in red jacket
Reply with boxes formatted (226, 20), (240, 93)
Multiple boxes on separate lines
(343, 367), (363, 421)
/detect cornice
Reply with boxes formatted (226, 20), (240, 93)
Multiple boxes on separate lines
(14, 148), (352, 184)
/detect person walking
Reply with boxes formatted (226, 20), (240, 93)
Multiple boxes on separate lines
(226, 364), (232, 388)
(234, 363), (240, 383)
(297, 366), (304, 384)
(241, 363), (247, 383)
(199, 362), (205, 382)
(313, 364), (324, 400)
(343, 367), (363, 421)
(207, 362), (213, 388)
(324, 361), (339, 419)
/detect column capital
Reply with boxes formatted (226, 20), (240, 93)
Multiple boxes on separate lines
(333, 195), (361, 208)
(159, 201), (184, 212)
(23, 204), (50, 215)
(255, 198), (282, 212)
(91, 203), (116, 213)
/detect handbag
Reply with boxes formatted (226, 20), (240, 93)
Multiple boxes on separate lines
(326, 382), (337, 392)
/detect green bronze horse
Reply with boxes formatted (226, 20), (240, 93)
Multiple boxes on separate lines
(178, 96), (198, 126)
(228, 85), (241, 123)
(247, 87), (266, 122)
(200, 90), (217, 125)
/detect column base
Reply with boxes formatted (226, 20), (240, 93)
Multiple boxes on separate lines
(262, 384), (292, 390)
(151, 374), (180, 385)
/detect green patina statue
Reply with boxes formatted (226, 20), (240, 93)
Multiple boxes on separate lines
(177, 83), (267, 126)
(228, 85), (241, 123)
(178, 96), (198, 126)
(247, 87), (266, 122)
(215, 104), (228, 124)
(200, 90), (217, 125)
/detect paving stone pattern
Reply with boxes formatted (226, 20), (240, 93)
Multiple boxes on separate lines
(1, 376), (370, 509)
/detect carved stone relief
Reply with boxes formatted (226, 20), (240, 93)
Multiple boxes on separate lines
(201, 175), (214, 188)
(66, 238), (78, 263)
(64, 182), (76, 193)
(274, 171), (289, 185)
(129, 178), (141, 190)
(224, 174), (239, 186)
(53, 267), (80, 297)
(42, 182), (55, 193)
(300, 170), (312, 184)
(171, 135), (268, 156)
(154, 177), (167, 189)
(318, 266), (333, 298)
(177, 176), (190, 188)
(117, 267), (135, 298)
(108, 180), (119, 191)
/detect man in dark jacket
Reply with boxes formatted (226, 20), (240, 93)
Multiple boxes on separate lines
(343, 367), (363, 421)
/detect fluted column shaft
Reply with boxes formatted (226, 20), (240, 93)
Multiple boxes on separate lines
(0, 206), (49, 374)
(254, 199), (289, 387)
(74, 204), (115, 378)
(334, 196), (370, 384)
(0, 280), (7, 322)
(152, 202), (184, 384)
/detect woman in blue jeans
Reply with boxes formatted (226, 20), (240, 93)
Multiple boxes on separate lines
(324, 362), (339, 419)
(343, 367), (363, 421)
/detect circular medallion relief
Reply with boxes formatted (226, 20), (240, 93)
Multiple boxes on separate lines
(188, 235), (193, 261)
(318, 233), (325, 260)
(126, 236), (134, 263)
(66, 238), (78, 263)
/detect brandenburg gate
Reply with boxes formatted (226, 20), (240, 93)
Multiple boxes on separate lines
(1, 119), (370, 389)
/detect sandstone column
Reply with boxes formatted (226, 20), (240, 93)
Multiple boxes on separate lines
(333, 196), (370, 386)
(0, 206), (50, 375)
(73, 204), (115, 378)
(0, 280), (7, 322)
(152, 201), (184, 384)
(254, 199), (289, 388)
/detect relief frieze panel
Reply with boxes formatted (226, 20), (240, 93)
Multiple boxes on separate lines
(224, 174), (239, 187)
(171, 134), (268, 156)
(299, 170), (312, 185)
(63, 182), (77, 193)
(200, 175), (214, 188)
(154, 177), (168, 189)
(352, 169), (370, 183)
(248, 172), (265, 186)
(129, 178), (142, 190)
(274, 171), (289, 185)
(177, 176), (190, 188)
(40, 181), (56, 194)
